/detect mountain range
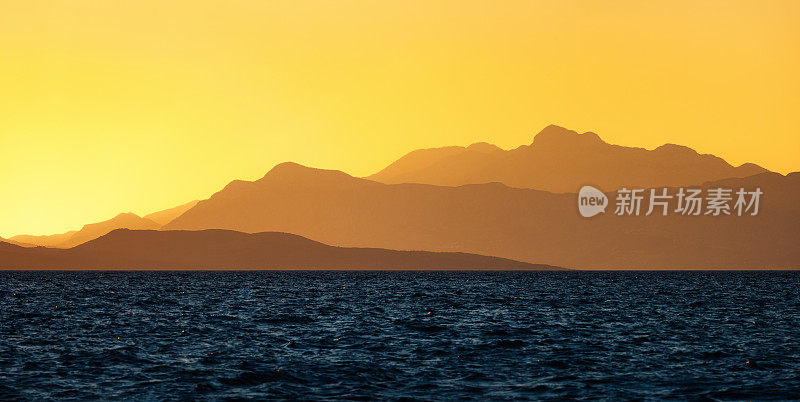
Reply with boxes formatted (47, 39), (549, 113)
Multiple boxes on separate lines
(0, 229), (555, 270)
(9, 201), (198, 248)
(11, 213), (160, 248)
(368, 125), (767, 193)
(5, 125), (797, 269)
(163, 162), (799, 269)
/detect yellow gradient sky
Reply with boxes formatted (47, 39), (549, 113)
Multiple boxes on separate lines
(1, 0), (798, 237)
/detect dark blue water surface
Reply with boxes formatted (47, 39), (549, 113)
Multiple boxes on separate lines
(1, 271), (799, 400)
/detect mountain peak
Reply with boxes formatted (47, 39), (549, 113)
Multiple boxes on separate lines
(265, 162), (335, 176)
(112, 212), (142, 220)
(466, 142), (502, 153)
(654, 143), (699, 154)
(260, 161), (312, 176)
(531, 125), (604, 148)
(259, 162), (356, 183)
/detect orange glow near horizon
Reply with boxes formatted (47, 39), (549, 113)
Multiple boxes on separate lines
(1, 0), (799, 237)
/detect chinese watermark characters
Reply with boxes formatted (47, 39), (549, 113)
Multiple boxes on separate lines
(578, 186), (763, 217)
(614, 187), (762, 216)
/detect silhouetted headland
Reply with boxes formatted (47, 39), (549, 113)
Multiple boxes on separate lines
(0, 229), (560, 270)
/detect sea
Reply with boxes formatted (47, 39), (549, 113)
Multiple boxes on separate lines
(1, 271), (798, 400)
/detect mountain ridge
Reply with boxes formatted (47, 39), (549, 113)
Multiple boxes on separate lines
(0, 228), (558, 270)
(144, 200), (199, 226)
(7, 125), (782, 264)
(367, 125), (768, 193)
(165, 162), (800, 269)
(10, 200), (201, 248)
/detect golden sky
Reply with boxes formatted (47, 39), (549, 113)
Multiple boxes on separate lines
(1, 0), (798, 237)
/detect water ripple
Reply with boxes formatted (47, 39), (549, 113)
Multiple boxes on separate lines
(0, 271), (799, 399)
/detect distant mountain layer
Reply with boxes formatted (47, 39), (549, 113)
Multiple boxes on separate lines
(9, 199), (198, 248)
(9, 126), (769, 251)
(144, 200), (199, 226)
(11, 213), (160, 248)
(62, 213), (161, 248)
(0, 237), (36, 248)
(10, 231), (77, 248)
(0, 229), (556, 270)
(165, 162), (800, 269)
(368, 125), (768, 193)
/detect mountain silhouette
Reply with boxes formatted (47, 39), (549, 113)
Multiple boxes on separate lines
(10, 231), (78, 248)
(0, 236), (36, 248)
(368, 125), (768, 193)
(11, 213), (160, 248)
(9, 199), (201, 248)
(63, 213), (161, 248)
(0, 229), (556, 270)
(143, 200), (199, 226)
(165, 163), (799, 269)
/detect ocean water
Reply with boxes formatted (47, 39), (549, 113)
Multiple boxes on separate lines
(1, 271), (799, 400)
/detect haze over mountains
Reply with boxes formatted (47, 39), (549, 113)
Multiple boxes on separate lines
(0, 237), (36, 248)
(5, 124), (796, 269)
(10, 231), (77, 248)
(11, 213), (160, 249)
(0, 229), (553, 270)
(143, 200), (199, 225)
(368, 125), (767, 193)
(9, 201), (198, 248)
(163, 162), (799, 269)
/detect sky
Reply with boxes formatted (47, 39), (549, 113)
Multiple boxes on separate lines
(1, 0), (798, 237)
